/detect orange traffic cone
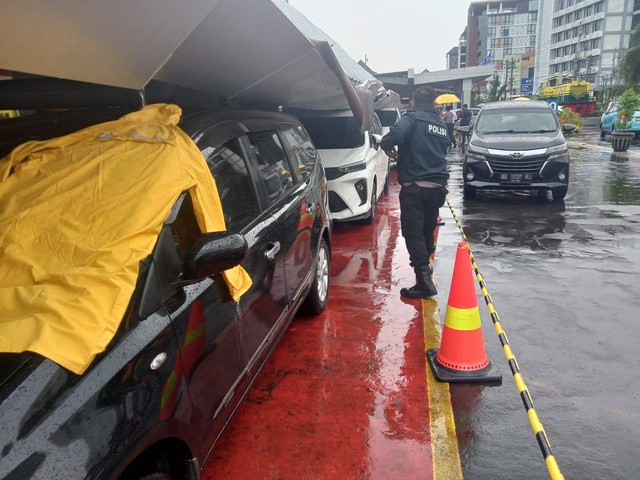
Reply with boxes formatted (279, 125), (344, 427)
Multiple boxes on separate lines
(427, 242), (502, 384)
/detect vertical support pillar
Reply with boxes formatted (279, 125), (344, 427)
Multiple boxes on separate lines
(462, 77), (473, 106)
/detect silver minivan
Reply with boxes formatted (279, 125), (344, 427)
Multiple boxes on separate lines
(462, 100), (575, 201)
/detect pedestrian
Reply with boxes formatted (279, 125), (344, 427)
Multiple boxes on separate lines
(459, 103), (472, 127)
(380, 85), (449, 299)
(443, 105), (456, 149)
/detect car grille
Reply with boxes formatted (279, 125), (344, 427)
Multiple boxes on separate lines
(487, 155), (548, 174)
(324, 167), (343, 181)
(328, 191), (348, 212)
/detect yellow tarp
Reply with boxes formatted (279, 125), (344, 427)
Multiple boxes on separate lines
(0, 104), (251, 374)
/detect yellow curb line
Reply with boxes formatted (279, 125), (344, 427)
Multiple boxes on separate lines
(422, 298), (463, 480)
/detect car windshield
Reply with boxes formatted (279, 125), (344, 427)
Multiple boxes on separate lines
(301, 116), (364, 149)
(474, 108), (558, 133)
(377, 110), (399, 127)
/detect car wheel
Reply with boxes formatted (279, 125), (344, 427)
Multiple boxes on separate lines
(364, 181), (377, 225)
(463, 184), (476, 199)
(600, 125), (606, 139)
(301, 238), (330, 315)
(383, 160), (390, 194)
(552, 186), (568, 201)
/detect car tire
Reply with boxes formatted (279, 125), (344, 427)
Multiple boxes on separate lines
(600, 125), (606, 139)
(463, 184), (476, 199)
(301, 238), (330, 315)
(552, 186), (568, 201)
(364, 182), (377, 225)
(383, 161), (390, 194)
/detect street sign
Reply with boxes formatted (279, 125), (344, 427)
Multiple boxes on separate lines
(521, 78), (533, 95)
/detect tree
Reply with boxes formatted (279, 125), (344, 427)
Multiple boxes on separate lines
(621, 25), (640, 86)
(487, 74), (506, 102)
(613, 88), (640, 130)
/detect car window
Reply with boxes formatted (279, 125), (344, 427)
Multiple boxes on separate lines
(300, 116), (365, 149)
(475, 109), (558, 133)
(201, 138), (261, 233)
(377, 110), (399, 127)
(371, 113), (383, 136)
(247, 131), (295, 203)
(280, 126), (317, 181)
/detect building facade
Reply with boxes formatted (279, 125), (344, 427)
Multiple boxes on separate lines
(466, 1), (539, 96)
(534, 0), (639, 92)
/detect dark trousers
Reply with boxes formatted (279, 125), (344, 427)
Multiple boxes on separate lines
(445, 123), (455, 146)
(399, 183), (447, 269)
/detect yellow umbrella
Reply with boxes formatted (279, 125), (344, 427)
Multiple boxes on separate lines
(435, 93), (461, 104)
(512, 96), (532, 101)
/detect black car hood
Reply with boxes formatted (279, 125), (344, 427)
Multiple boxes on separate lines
(470, 131), (566, 151)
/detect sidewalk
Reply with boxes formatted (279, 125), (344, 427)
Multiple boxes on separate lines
(201, 169), (458, 479)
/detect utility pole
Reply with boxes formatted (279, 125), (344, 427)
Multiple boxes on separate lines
(509, 59), (514, 99)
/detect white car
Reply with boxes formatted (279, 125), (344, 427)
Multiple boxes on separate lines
(377, 107), (402, 167)
(300, 110), (389, 223)
(377, 107), (402, 136)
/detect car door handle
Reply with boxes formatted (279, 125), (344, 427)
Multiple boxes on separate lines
(265, 241), (280, 261)
(306, 202), (316, 214)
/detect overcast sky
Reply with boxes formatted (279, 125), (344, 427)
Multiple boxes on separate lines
(289, 0), (473, 73)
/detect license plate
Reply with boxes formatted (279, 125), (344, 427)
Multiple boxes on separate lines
(500, 173), (532, 182)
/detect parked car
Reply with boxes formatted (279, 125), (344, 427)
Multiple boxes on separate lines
(377, 107), (402, 136)
(0, 106), (331, 480)
(298, 109), (389, 224)
(376, 107), (402, 167)
(462, 100), (575, 201)
(600, 101), (640, 138)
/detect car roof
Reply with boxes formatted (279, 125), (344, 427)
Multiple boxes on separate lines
(180, 108), (302, 134)
(480, 100), (552, 111)
(0, 107), (303, 158)
(290, 108), (355, 119)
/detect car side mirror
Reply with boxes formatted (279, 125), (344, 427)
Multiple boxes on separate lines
(184, 232), (248, 280)
(562, 123), (576, 133)
(457, 125), (471, 135)
(371, 133), (382, 150)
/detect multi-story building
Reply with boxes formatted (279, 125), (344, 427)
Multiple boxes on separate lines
(459, 28), (468, 68)
(535, 0), (638, 91)
(448, 0), (640, 98)
(447, 47), (460, 69)
(465, 1), (539, 96)
(466, 1), (539, 68)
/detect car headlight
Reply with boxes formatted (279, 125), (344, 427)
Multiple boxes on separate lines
(546, 143), (569, 160)
(466, 144), (488, 160)
(337, 161), (366, 174)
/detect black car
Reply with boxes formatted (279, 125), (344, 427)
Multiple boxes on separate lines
(462, 100), (575, 201)
(0, 107), (331, 479)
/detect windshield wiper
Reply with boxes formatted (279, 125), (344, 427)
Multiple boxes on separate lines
(481, 130), (515, 134)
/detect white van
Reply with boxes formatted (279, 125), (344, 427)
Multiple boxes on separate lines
(299, 109), (389, 224)
(376, 107), (402, 167)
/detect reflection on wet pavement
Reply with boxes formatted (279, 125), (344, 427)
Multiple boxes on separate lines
(202, 174), (436, 479)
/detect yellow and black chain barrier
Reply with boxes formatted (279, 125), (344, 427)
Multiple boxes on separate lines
(445, 197), (564, 480)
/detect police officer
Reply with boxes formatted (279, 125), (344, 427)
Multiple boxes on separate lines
(380, 86), (449, 299)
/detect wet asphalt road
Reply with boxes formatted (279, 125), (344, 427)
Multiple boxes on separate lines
(439, 124), (640, 479)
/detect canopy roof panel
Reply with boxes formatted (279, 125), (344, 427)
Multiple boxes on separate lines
(0, 0), (380, 112)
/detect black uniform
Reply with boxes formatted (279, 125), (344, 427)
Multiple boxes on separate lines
(380, 107), (449, 271)
(459, 108), (472, 127)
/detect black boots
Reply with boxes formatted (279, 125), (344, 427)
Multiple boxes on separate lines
(400, 265), (437, 299)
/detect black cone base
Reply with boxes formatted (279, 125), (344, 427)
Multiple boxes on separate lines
(427, 349), (502, 385)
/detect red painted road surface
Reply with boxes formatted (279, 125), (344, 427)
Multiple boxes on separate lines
(202, 171), (438, 479)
